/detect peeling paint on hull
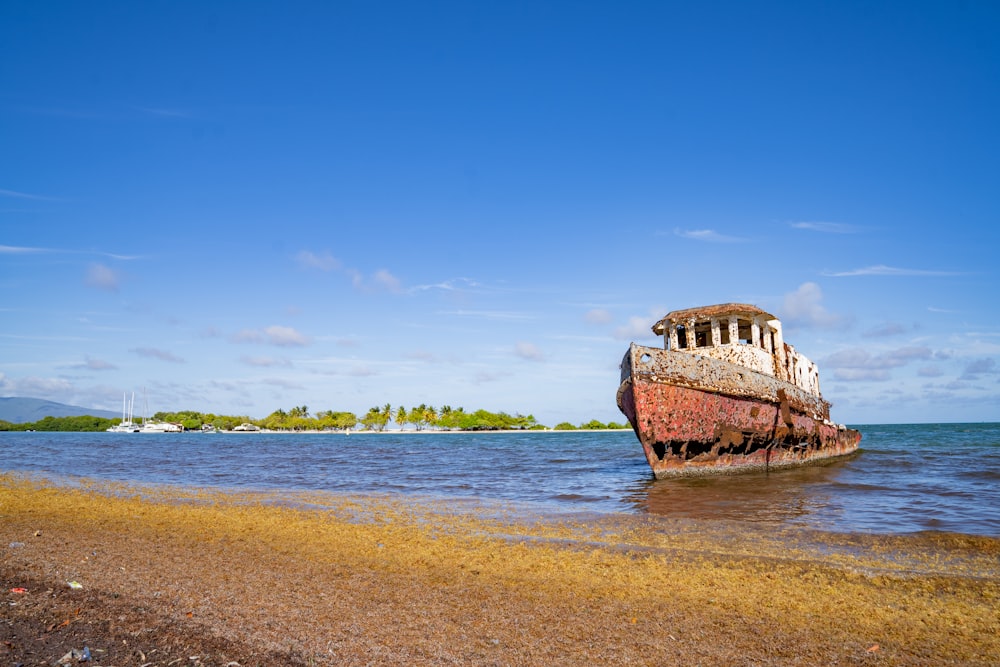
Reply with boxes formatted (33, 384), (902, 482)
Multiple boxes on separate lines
(618, 343), (861, 478)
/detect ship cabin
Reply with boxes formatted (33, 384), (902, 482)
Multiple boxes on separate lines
(651, 303), (821, 397)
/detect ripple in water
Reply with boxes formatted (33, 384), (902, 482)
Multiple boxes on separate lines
(1, 423), (998, 536)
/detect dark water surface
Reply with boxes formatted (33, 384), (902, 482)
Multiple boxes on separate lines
(2, 423), (998, 537)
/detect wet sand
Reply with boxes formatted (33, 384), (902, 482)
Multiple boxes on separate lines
(2, 474), (999, 666)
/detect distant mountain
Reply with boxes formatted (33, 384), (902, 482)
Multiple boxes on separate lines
(0, 397), (120, 424)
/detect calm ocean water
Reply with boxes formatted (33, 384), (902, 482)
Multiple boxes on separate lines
(2, 423), (998, 537)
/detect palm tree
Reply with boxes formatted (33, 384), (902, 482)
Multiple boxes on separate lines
(423, 405), (438, 430)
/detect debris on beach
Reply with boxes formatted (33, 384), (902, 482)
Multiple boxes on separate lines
(55, 646), (91, 664)
(66, 581), (83, 590)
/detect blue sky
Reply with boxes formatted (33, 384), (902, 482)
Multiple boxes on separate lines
(2, 1), (998, 426)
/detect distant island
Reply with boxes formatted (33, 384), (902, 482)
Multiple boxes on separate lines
(0, 398), (628, 433)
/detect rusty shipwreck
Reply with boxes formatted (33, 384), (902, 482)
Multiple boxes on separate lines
(617, 303), (861, 478)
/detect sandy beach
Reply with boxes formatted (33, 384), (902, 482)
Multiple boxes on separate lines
(2, 474), (998, 666)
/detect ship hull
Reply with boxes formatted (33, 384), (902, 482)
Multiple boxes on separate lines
(617, 344), (861, 478)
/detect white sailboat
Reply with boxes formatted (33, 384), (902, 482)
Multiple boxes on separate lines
(106, 392), (140, 432)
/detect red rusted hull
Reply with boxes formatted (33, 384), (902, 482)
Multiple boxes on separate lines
(617, 346), (861, 478)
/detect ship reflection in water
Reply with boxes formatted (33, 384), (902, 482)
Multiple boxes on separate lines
(624, 454), (862, 525)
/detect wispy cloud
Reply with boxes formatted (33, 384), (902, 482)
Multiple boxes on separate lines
(84, 263), (121, 291)
(131, 347), (185, 363)
(440, 310), (534, 321)
(613, 315), (658, 341)
(823, 345), (933, 381)
(261, 377), (306, 390)
(0, 244), (48, 254)
(264, 325), (311, 347)
(296, 249), (403, 293)
(780, 282), (846, 329)
(372, 269), (401, 292)
(240, 355), (292, 368)
(824, 265), (959, 277)
(862, 322), (907, 338)
(345, 267), (403, 293)
(71, 357), (117, 371)
(789, 221), (860, 234)
(135, 106), (192, 119)
(960, 358), (998, 381)
(0, 188), (52, 201)
(0, 373), (73, 396)
(584, 308), (613, 325)
(514, 341), (545, 361)
(296, 250), (341, 271)
(232, 325), (311, 347)
(410, 277), (484, 293)
(1, 245), (140, 261)
(673, 228), (747, 243)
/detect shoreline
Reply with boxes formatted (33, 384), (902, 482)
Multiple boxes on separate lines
(3, 475), (998, 665)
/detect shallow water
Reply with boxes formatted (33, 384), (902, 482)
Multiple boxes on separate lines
(2, 422), (998, 536)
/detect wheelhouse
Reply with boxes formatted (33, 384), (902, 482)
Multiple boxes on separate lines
(652, 303), (820, 397)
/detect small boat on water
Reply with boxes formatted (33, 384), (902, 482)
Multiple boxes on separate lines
(136, 387), (183, 432)
(106, 391), (140, 433)
(138, 420), (183, 433)
(617, 303), (861, 478)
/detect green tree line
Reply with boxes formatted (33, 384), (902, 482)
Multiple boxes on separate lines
(0, 404), (629, 432)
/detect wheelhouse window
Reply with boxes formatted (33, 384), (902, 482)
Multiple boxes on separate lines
(694, 321), (711, 347)
(719, 318), (731, 345)
(737, 318), (753, 344)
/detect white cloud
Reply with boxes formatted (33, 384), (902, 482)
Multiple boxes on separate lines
(863, 322), (907, 338)
(584, 308), (613, 325)
(0, 188), (50, 200)
(823, 265), (959, 277)
(297, 249), (404, 294)
(514, 341), (544, 361)
(131, 347), (185, 363)
(822, 346), (933, 382)
(263, 325), (310, 347)
(831, 368), (891, 382)
(789, 221), (859, 234)
(74, 357), (117, 371)
(373, 269), (401, 292)
(85, 263), (120, 291)
(0, 244), (48, 253)
(0, 373), (74, 397)
(240, 356), (291, 367)
(232, 329), (263, 344)
(441, 310), (534, 321)
(410, 277), (483, 293)
(231, 325), (311, 347)
(673, 228), (747, 243)
(780, 282), (844, 329)
(613, 315), (658, 341)
(960, 358), (998, 381)
(295, 250), (341, 271)
(135, 106), (192, 118)
(262, 377), (305, 390)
